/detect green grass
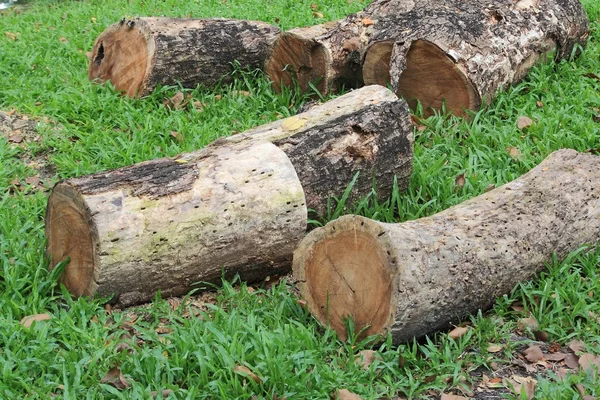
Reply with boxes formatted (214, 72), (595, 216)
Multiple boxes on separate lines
(1, 0), (600, 398)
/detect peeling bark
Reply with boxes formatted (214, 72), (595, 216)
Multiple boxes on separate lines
(293, 149), (600, 344)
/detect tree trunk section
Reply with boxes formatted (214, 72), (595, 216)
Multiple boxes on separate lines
(88, 17), (280, 97)
(45, 85), (413, 306)
(266, 0), (589, 117)
(293, 149), (600, 344)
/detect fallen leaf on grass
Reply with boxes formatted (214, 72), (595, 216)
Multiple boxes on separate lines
(233, 365), (262, 384)
(533, 330), (549, 342)
(313, 11), (324, 18)
(523, 345), (544, 362)
(101, 366), (130, 390)
(516, 115), (533, 130)
(545, 352), (567, 362)
(506, 146), (522, 159)
(25, 175), (41, 187)
(454, 173), (466, 189)
(150, 389), (173, 399)
(583, 72), (600, 81)
(536, 101), (544, 108)
(517, 317), (539, 331)
(335, 389), (363, 400)
(568, 339), (586, 353)
(505, 375), (536, 399)
(578, 353), (600, 372)
(564, 353), (579, 369)
(59, 36), (68, 43)
(448, 326), (469, 340)
(5, 31), (17, 41)
(511, 301), (525, 313)
(170, 131), (184, 143)
(487, 344), (503, 353)
(164, 91), (185, 110)
(20, 313), (51, 328)
(354, 350), (380, 369)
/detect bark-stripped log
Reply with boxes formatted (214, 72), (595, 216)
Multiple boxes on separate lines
(266, 0), (589, 117)
(293, 149), (600, 344)
(88, 17), (280, 97)
(45, 85), (413, 306)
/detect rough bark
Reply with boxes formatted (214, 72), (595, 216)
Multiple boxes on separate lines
(266, 0), (589, 117)
(45, 85), (413, 306)
(88, 17), (280, 97)
(293, 149), (600, 344)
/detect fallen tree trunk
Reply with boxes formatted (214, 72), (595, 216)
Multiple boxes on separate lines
(293, 149), (600, 344)
(45, 85), (413, 306)
(88, 17), (280, 97)
(266, 0), (589, 117)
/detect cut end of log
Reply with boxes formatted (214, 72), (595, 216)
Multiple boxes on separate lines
(265, 33), (329, 94)
(46, 183), (98, 297)
(293, 215), (394, 341)
(365, 40), (481, 118)
(88, 20), (150, 98)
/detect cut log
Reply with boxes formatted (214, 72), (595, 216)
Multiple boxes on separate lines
(88, 17), (280, 97)
(266, 0), (589, 117)
(293, 149), (600, 344)
(45, 85), (413, 306)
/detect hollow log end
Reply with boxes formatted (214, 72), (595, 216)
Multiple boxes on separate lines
(46, 183), (98, 297)
(365, 40), (481, 118)
(265, 33), (329, 95)
(87, 20), (150, 98)
(293, 215), (395, 341)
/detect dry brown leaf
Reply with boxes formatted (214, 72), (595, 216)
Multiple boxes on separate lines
(511, 302), (525, 313)
(505, 375), (536, 399)
(59, 36), (68, 43)
(313, 11), (324, 18)
(487, 344), (503, 353)
(155, 326), (173, 334)
(545, 352), (567, 362)
(310, 3), (318, 10)
(20, 313), (51, 328)
(555, 367), (569, 381)
(5, 31), (17, 41)
(533, 330), (549, 342)
(193, 101), (205, 111)
(170, 131), (184, 143)
(583, 72), (600, 81)
(517, 317), (539, 331)
(354, 350), (380, 370)
(523, 345), (544, 362)
(582, 396), (597, 400)
(231, 90), (252, 97)
(564, 353), (579, 369)
(517, 115), (533, 130)
(448, 326), (469, 340)
(454, 173), (466, 189)
(362, 18), (374, 26)
(576, 384), (586, 396)
(8, 132), (24, 143)
(568, 339), (586, 353)
(150, 389), (173, 399)
(335, 389), (363, 400)
(101, 366), (130, 390)
(440, 394), (469, 400)
(164, 91), (185, 110)
(506, 146), (522, 159)
(536, 101), (544, 108)
(233, 365), (262, 384)
(25, 175), (40, 186)
(578, 353), (600, 371)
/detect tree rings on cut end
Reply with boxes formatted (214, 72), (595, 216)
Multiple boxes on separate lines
(88, 22), (150, 98)
(265, 33), (329, 95)
(365, 39), (480, 118)
(45, 184), (98, 297)
(294, 216), (394, 340)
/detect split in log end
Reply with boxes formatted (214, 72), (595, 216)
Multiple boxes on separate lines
(46, 184), (98, 297)
(294, 216), (394, 341)
(364, 40), (481, 118)
(88, 22), (150, 98)
(265, 33), (329, 95)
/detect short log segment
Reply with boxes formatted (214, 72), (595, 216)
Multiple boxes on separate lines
(88, 17), (280, 97)
(293, 149), (600, 343)
(266, 0), (589, 117)
(45, 85), (413, 306)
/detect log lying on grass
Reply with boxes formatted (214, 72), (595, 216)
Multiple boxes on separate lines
(88, 17), (280, 97)
(266, 0), (589, 117)
(45, 85), (413, 306)
(293, 149), (600, 344)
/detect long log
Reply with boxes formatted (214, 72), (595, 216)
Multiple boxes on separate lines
(266, 0), (589, 117)
(45, 85), (413, 306)
(88, 17), (280, 97)
(292, 149), (600, 344)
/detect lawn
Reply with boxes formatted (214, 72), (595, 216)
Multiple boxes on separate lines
(1, 0), (600, 398)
